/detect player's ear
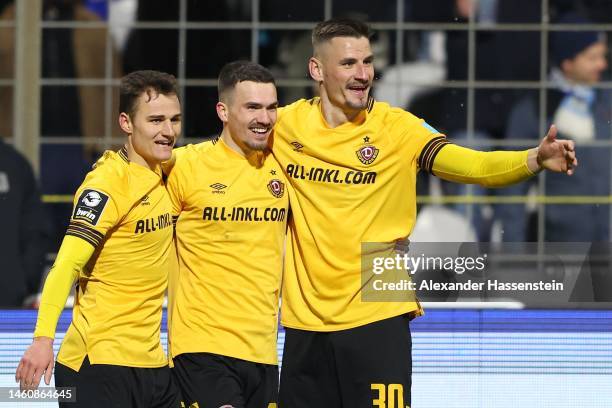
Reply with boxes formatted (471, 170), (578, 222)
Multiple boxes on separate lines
(309, 57), (323, 82)
(216, 102), (229, 123)
(119, 112), (132, 134)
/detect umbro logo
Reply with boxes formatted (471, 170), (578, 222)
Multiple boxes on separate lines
(210, 183), (227, 194)
(290, 141), (304, 152)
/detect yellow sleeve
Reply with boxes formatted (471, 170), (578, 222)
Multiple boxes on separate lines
(33, 235), (95, 338)
(431, 144), (536, 188)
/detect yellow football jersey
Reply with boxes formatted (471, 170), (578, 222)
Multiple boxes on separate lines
(167, 139), (289, 365)
(272, 98), (448, 331)
(57, 147), (173, 371)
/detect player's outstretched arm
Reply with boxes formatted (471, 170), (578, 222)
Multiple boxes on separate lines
(15, 235), (94, 390)
(430, 125), (578, 187)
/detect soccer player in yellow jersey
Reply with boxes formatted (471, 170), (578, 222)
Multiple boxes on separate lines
(15, 70), (182, 408)
(273, 19), (578, 408)
(167, 61), (287, 408)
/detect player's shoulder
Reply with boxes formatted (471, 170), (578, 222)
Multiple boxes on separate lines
(372, 100), (440, 136)
(83, 148), (129, 194)
(370, 100), (444, 148)
(176, 139), (218, 163)
(72, 149), (128, 213)
(166, 138), (218, 177)
(371, 100), (419, 123)
(192, 138), (219, 154)
(278, 98), (318, 119)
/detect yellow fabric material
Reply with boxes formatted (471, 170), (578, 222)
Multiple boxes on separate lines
(34, 236), (94, 339)
(432, 144), (535, 187)
(272, 98), (445, 331)
(166, 140), (289, 365)
(50, 148), (173, 371)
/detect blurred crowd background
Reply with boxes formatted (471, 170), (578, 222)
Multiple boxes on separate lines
(0, 0), (610, 307)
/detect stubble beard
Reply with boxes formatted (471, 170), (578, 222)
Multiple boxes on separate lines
(245, 139), (269, 151)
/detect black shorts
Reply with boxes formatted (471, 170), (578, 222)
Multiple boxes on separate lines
(54, 356), (181, 408)
(279, 314), (412, 408)
(172, 352), (279, 408)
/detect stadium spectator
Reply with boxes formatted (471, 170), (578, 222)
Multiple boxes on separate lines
(496, 13), (610, 242)
(0, 140), (50, 307)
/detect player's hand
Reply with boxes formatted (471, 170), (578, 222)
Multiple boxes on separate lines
(536, 125), (578, 175)
(15, 337), (55, 390)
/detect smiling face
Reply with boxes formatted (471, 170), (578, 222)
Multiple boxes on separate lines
(310, 36), (374, 116)
(119, 90), (181, 169)
(217, 80), (278, 155)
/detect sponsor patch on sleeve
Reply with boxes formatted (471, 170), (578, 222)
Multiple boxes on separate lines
(422, 121), (440, 134)
(72, 189), (110, 226)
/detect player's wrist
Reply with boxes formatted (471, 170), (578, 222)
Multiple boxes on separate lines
(32, 336), (53, 345)
(527, 148), (543, 173)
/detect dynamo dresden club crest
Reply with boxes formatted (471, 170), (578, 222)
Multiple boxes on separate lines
(267, 179), (285, 198)
(356, 144), (379, 165)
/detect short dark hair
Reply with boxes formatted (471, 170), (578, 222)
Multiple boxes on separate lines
(217, 60), (275, 100)
(119, 70), (179, 118)
(312, 18), (372, 49)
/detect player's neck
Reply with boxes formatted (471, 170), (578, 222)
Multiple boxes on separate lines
(126, 142), (158, 172)
(319, 96), (365, 128)
(220, 130), (266, 165)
